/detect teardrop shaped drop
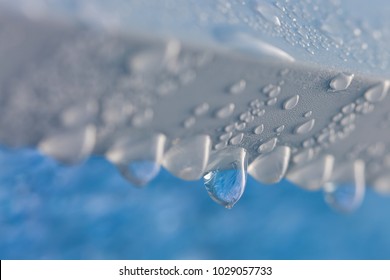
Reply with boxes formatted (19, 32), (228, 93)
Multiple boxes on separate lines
(203, 147), (247, 209)
(106, 133), (166, 186)
(248, 146), (291, 184)
(163, 134), (211, 180)
(323, 160), (365, 213)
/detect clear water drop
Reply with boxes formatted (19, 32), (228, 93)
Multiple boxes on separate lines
(258, 137), (277, 154)
(162, 135), (211, 180)
(194, 103), (209, 116)
(219, 132), (233, 141)
(105, 133), (166, 186)
(230, 133), (244, 145)
(229, 79), (246, 95)
(118, 160), (161, 187)
(304, 111), (312, 118)
(266, 97), (278, 106)
(262, 84), (281, 98)
(275, 125), (285, 134)
(216, 103), (235, 119)
(329, 73), (354, 91)
(283, 95), (300, 110)
(287, 155), (334, 191)
(342, 103), (356, 114)
(204, 147), (247, 209)
(183, 117), (196, 128)
(248, 146), (291, 184)
(364, 81), (390, 103)
(255, 1), (282, 26)
(295, 119), (315, 134)
(324, 160), (365, 213)
(254, 124), (264, 135)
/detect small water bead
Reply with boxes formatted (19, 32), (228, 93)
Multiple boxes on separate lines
(252, 108), (266, 117)
(254, 124), (264, 135)
(342, 103), (356, 114)
(229, 79), (247, 95)
(263, 84), (281, 98)
(219, 132), (233, 141)
(266, 97), (278, 106)
(323, 160), (365, 213)
(255, 1), (282, 26)
(162, 134), (211, 180)
(303, 138), (316, 148)
(364, 81), (390, 103)
(240, 112), (254, 123)
(236, 122), (246, 131)
(216, 103), (235, 119)
(215, 141), (228, 150)
(295, 119), (315, 134)
(258, 137), (277, 154)
(329, 72), (354, 91)
(183, 117), (196, 128)
(203, 147), (247, 209)
(275, 125), (285, 134)
(250, 99), (264, 108)
(340, 113), (356, 126)
(230, 133), (244, 145)
(287, 155), (334, 191)
(224, 124), (236, 132)
(248, 146), (291, 184)
(283, 95), (300, 110)
(304, 111), (312, 118)
(194, 103), (209, 116)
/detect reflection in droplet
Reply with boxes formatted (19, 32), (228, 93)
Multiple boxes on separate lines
(204, 147), (247, 209)
(324, 160), (365, 213)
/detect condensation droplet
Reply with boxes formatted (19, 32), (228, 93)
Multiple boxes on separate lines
(194, 103), (209, 116)
(230, 133), (244, 145)
(329, 73), (354, 91)
(216, 103), (235, 119)
(258, 137), (277, 154)
(364, 81), (390, 103)
(254, 124), (264, 135)
(295, 119), (315, 134)
(283, 95), (300, 110)
(229, 79), (247, 95)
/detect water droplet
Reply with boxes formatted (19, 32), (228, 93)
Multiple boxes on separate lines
(340, 113), (356, 126)
(295, 119), (315, 134)
(254, 124), (264, 135)
(194, 103), (209, 116)
(255, 1), (282, 26)
(132, 108), (154, 127)
(240, 112), (254, 123)
(304, 111), (312, 118)
(364, 81), (390, 103)
(39, 125), (96, 164)
(342, 103), (356, 114)
(229, 79), (247, 95)
(118, 160), (161, 187)
(275, 125), (285, 134)
(324, 160), (365, 213)
(183, 117), (196, 128)
(329, 73), (354, 91)
(236, 122), (246, 131)
(163, 135), (211, 180)
(219, 132), (233, 141)
(266, 97), (278, 106)
(258, 137), (277, 154)
(224, 124), (235, 132)
(215, 141), (228, 150)
(204, 147), (247, 209)
(106, 133), (166, 186)
(248, 146), (291, 184)
(230, 133), (244, 145)
(287, 155), (334, 191)
(283, 95), (300, 110)
(216, 103), (235, 119)
(263, 84), (281, 98)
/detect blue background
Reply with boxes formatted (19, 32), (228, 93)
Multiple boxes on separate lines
(0, 147), (389, 259)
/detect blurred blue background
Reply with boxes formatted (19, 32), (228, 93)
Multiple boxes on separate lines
(0, 146), (390, 259)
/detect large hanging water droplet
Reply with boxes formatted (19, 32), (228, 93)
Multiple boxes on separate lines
(248, 146), (290, 184)
(163, 135), (211, 180)
(203, 147), (247, 209)
(287, 155), (334, 191)
(364, 81), (390, 103)
(323, 160), (365, 213)
(38, 125), (96, 164)
(329, 73), (354, 91)
(106, 133), (166, 186)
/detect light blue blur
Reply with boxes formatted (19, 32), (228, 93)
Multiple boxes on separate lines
(1, 147), (390, 259)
